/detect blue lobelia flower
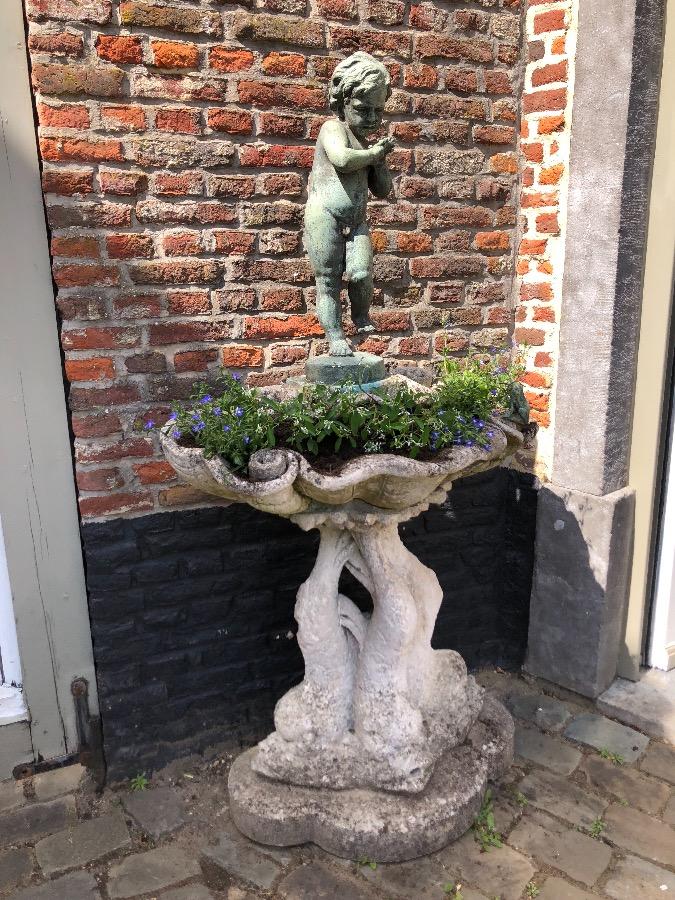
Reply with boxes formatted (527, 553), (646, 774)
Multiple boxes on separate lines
(244, 435), (251, 444)
(168, 411), (178, 421)
(200, 395), (212, 404)
(171, 428), (182, 439)
(144, 420), (155, 430)
(223, 424), (231, 433)
(235, 406), (244, 418)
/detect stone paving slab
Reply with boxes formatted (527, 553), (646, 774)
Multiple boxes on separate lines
(664, 793), (675, 825)
(640, 741), (675, 784)
(32, 765), (85, 802)
(162, 885), (214, 900)
(508, 808), (611, 886)
(603, 802), (675, 867)
(0, 846), (33, 892)
(514, 726), (582, 774)
(563, 713), (650, 762)
(13, 870), (100, 900)
(439, 830), (535, 900)
(0, 797), (76, 849)
(201, 831), (283, 890)
(537, 876), (597, 899)
(35, 810), (131, 877)
(580, 753), (670, 815)
(518, 769), (608, 828)
(359, 853), (481, 899)
(122, 784), (189, 838)
(0, 778), (25, 813)
(107, 846), (201, 899)
(505, 692), (571, 731)
(278, 862), (378, 899)
(602, 853), (675, 899)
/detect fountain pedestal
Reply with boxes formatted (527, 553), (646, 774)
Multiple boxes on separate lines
(161, 402), (521, 862)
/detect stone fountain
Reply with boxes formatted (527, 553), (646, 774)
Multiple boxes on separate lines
(160, 51), (522, 862)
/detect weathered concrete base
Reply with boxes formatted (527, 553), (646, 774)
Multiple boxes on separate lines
(598, 669), (675, 743)
(305, 351), (386, 385)
(228, 696), (514, 863)
(526, 484), (635, 698)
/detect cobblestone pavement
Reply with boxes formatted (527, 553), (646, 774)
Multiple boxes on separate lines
(1, 670), (674, 899)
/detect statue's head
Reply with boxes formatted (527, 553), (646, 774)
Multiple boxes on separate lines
(329, 52), (392, 137)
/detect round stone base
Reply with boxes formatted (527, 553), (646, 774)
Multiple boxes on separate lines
(305, 351), (386, 386)
(228, 697), (514, 863)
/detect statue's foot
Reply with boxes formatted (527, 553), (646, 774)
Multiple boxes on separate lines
(354, 317), (376, 334)
(329, 338), (354, 357)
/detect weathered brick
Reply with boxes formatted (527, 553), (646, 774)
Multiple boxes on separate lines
(534, 9), (566, 33)
(133, 461), (175, 484)
(95, 34), (142, 64)
(262, 52), (306, 76)
(221, 345), (265, 367)
(65, 357), (115, 381)
(29, 31), (84, 55)
(328, 25), (411, 59)
(101, 104), (146, 130)
(41, 136), (123, 163)
(42, 168), (93, 195)
(151, 40), (200, 69)
(233, 14), (325, 48)
(38, 102), (90, 128)
(417, 34), (493, 63)
(149, 321), (231, 344)
(207, 109), (254, 134)
(27, 0), (112, 24)
(47, 201), (132, 227)
(54, 263), (119, 287)
(208, 47), (255, 73)
(130, 260), (222, 285)
(237, 81), (325, 110)
(174, 349), (218, 372)
(32, 62), (124, 96)
(99, 169), (147, 195)
(120, 2), (222, 35)
(106, 233), (154, 259)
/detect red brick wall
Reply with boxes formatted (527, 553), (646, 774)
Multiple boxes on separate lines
(25, 0), (523, 519)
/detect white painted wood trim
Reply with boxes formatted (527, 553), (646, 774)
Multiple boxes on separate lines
(0, 0), (98, 764)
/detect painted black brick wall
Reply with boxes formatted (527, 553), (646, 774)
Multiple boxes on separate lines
(82, 467), (537, 780)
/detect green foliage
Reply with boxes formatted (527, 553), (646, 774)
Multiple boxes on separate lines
(599, 747), (625, 766)
(130, 772), (149, 792)
(589, 817), (606, 839)
(443, 883), (463, 898)
(153, 352), (524, 472)
(511, 789), (528, 808)
(357, 855), (377, 870)
(525, 882), (540, 898)
(473, 789), (503, 852)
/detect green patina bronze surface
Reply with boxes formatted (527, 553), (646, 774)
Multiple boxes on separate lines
(304, 52), (395, 374)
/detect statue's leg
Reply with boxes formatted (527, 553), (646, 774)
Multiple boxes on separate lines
(346, 223), (375, 333)
(351, 523), (426, 759)
(304, 206), (352, 356)
(273, 526), (358, 742)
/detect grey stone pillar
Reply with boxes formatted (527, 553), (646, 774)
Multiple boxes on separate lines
(525, 0), (665, 696)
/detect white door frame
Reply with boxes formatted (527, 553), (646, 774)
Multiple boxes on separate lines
(0, 0), (98, 775)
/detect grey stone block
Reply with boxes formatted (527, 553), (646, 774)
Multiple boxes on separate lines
(603, 853), (675, 899)
(509, 809), (612, 886)
(278, 862), (378, 899)
(640, 741), (675, 784)
(107, 847), (200, 899)
(0, 722), (33, 781)
(13, 871), (100, 900)
(514, 726), (582, 775)
(0, 777), (25, 813)
(162, 886), (214, 900)
(35, 811), (131, 876)
(538, 877), (597, 900)
(563, 713), (649, 762)
(122, 785), (188, 838)
(33, 765), (85, 802)
(518, 770), (608, 828)
(505, 693), (571, 732)
(598, 670), (675, 743)
(0, 797), (76, 848)
(581, 755), (670, 815)
(0, 847), (33, 892)
(664, 795), (675, 826)
(526, 484), (635, 697)
(201, 832), (282, 891)
(604, 803), (675, 867)
(305, 352), (386, 386)
(439, 831), (535, 900)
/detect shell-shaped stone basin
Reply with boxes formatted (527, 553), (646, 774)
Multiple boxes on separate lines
(160, 419), (523, 519)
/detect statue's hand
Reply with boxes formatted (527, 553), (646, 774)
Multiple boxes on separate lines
(370, 137), (395, 162)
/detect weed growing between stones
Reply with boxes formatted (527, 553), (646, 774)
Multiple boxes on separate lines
(472, 788), (503, 852)
(129, 773), (149, 791)
(152, 352), (523, 472)
(599, 747), (625, 766)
